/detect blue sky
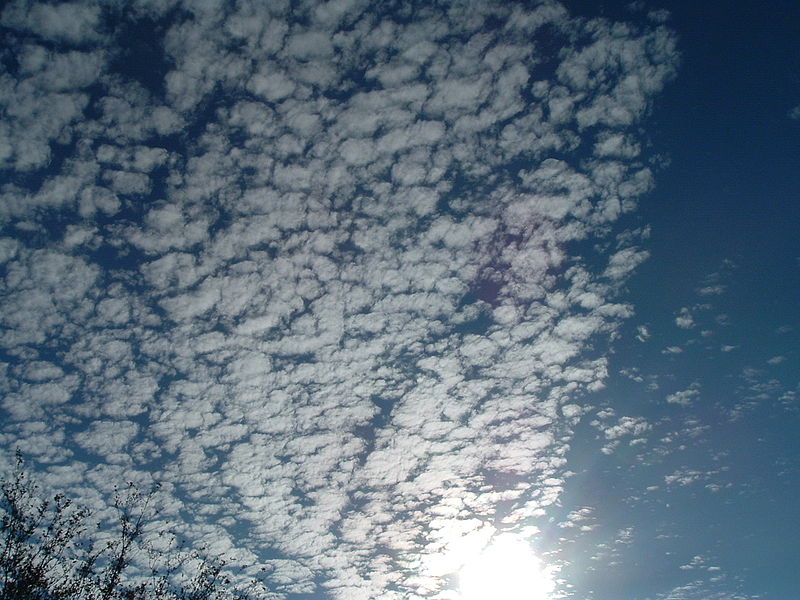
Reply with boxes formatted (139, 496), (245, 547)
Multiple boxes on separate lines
(0, 1), (797, 599)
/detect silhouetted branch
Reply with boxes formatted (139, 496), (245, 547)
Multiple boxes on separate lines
(0, 454), (266, 600)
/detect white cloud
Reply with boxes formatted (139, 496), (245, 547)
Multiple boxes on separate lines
(604, 246), (650, 280)
(602, 415), (651, 440)
(675, 306), (694, 329)
(697, 284), (725, 296)
(593, 132), (641, 158)
(666, 383), (701, 406)
(0, 1), (680, 598)
(2, 1), (103, 44)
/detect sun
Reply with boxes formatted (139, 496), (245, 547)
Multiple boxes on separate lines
(458, 534), (555, 600)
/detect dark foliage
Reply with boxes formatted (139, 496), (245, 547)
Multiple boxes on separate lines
(0, 454), (265, 600)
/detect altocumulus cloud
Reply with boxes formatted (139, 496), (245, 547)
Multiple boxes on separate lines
(0, 1), (678, 598)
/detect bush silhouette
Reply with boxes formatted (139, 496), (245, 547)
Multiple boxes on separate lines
(1, 454), (264, 600)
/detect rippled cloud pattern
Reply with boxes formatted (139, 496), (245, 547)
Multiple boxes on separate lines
(0, 1), (679, 598)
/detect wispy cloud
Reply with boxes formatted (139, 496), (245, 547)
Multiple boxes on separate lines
(666, 383), (701, 407)
(675, 307), (695, 329)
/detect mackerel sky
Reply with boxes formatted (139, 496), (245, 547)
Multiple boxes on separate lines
(1, 1), (798, 599)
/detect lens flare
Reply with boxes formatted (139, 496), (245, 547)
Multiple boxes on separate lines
(459, 534), (555, 600)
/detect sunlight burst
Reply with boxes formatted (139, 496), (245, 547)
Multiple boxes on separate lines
(459, 534), (555, 600)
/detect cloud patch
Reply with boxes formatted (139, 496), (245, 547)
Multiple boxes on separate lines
(0, 1), (679, 598)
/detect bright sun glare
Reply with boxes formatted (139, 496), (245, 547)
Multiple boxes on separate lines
(459, 534), (555, 600)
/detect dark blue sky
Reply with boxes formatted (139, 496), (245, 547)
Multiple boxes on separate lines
(0, 1), (797, 599)
(577, 2), (800, 597)
(645, 0), (800, 267)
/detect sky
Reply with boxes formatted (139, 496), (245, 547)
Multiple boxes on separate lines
(0, 1), (798, 599)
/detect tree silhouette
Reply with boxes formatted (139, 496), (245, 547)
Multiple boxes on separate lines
(1, 454), (265, 600)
